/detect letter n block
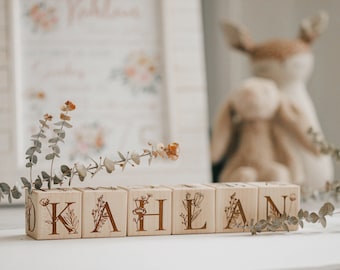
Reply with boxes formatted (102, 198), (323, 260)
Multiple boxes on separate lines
(80, 187), (127, 238)
(252, 182), (300, 231)
(208, 183), (258, 233)
(171, 184), (215, 235)
(25, 189), (82, 240)
(123, 185), (172, 236)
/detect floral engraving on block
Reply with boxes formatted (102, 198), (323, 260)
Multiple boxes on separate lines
(111, 51), (161, 94)
(225, 192), (248, 230)
(132, 194), (152, 230)
(180, 192), (204, 227)
(39, 198), (79, 234)
(91, 194), (119, 233)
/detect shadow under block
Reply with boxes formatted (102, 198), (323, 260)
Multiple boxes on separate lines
(25, 189), (82, 240)
(208, 183), (258, 233)
(171, 184), (215, 235)
(79, 187), (127, 238)
(251, 182), (300, 231)
(123, 185), (172, 236)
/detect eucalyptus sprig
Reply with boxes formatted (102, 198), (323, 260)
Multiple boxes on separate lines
(0, 100), (179, 203)
(248, 202), (335, 235)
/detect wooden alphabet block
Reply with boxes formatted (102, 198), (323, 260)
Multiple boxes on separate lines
(25, 189), (82, 240)
(207, 183), (258, 233)
(171, 184), (215, 235)
(123, 185), (172, 236)
(79, 187), (127, 238)
(251, 182), (300, 231)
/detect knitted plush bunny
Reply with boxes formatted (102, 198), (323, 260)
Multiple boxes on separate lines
(211, 77), (319, 183)
(220, 11), (332, 189)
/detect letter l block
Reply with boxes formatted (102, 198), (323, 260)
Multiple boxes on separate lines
(171, 184), (215, 235)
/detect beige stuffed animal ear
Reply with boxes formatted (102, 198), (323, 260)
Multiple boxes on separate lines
(220, 21), (254, 53)
(276, 96), (319, 155)
(210, 100), (234, 164)
(299, 11), (329, 44)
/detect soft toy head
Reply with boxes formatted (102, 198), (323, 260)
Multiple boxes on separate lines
(231, 77), (280, 120)
(221, 11), (328, 85)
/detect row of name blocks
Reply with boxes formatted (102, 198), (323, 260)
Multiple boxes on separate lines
(25, 182), (300, 240)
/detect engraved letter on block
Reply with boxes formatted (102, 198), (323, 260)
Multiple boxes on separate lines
(124, 185), (172, 236)
(171, 184), (215, 235)
(208, 183), (258, 233)
(25, 189), (82, 240)
(80, 187), (127, 238)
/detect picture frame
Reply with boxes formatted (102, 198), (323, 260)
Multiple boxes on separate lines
(0, 0), (211, 195)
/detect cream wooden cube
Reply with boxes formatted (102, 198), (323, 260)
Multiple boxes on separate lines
(25, 189), (82, 240)
(251, 182), (300, 231)
(79, 187), (127, 238)
(171, 184), (215, 235)
(123, 185), (172, 236)
(208, 183), (258, 233)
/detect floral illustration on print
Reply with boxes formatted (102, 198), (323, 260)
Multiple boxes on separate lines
(39, 198), (79, 234)
(26, 2), (58, 32)
(111, 51), (162, 94)
(70, 123), (105, 160)
(224, 192), (248, 229)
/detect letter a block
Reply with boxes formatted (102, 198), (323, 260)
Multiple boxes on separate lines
(252, 182), (300, 231)
(208, 183), (258, 233)
(124, 185), (172, 236)
(25, 189), (82, 240)
(171, 184), (215, 235)
(80, 187), (127, 238)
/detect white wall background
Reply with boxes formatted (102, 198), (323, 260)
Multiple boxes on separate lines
(202, 0), (340, 179)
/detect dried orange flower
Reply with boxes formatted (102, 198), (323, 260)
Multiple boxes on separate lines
(61, 100), (76, 111)
(60, 113), (71, 121)
(165, 142), (179, 160)
(43, 113), (53, 121)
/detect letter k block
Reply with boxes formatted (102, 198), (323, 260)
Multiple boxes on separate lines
(25, 189), (82, 240)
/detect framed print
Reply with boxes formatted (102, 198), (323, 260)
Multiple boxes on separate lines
(0, 0), (211, 195)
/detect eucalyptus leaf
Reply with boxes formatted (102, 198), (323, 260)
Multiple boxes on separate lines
(53, 175), (63, 185)
(25, 146), (36, 156)
(0, 183), (10, 194)
(103, 157), (115, 173)
(131, 152), (141, 165)
(61, 165), (71, 177)
(41, 171), (50, 180)
(32, 155), (38, 164)
(309, 212), (319, 223)
(319, 216), (327, 228)
(298, 209), (303, 219)
(11, 186), (22, 199)
(34, 178), (43, 190)
(25, 162), (33, 168)
(48, 137), (59, 144)
(45, 153), (55, 160)
(63, 121), (72, 128)
(21, 177), (31, 188)
(118, 151), (126, 161)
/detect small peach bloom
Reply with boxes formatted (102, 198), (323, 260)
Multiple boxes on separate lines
(60, 113), (71, 121)
(61, 100), (76, 111)
(39, 198), (50, 206)
(43, 113), (53, 121)
(165, 142), (179, 160)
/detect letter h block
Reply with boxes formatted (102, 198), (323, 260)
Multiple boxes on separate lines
(171, 184), (215, 235)
(123, 185), (172, 236)
(208, 183), (258, 233)
(252, 182), (300, 231)
(25, 189), (82, 240)
(79, 187), (127, 238)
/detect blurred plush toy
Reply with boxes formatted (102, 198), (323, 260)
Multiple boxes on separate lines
(211, 77), (319, 183)
(220, 11), (333, 189)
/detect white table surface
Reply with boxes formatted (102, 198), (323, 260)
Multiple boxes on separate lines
(1, 204), (340, 270)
